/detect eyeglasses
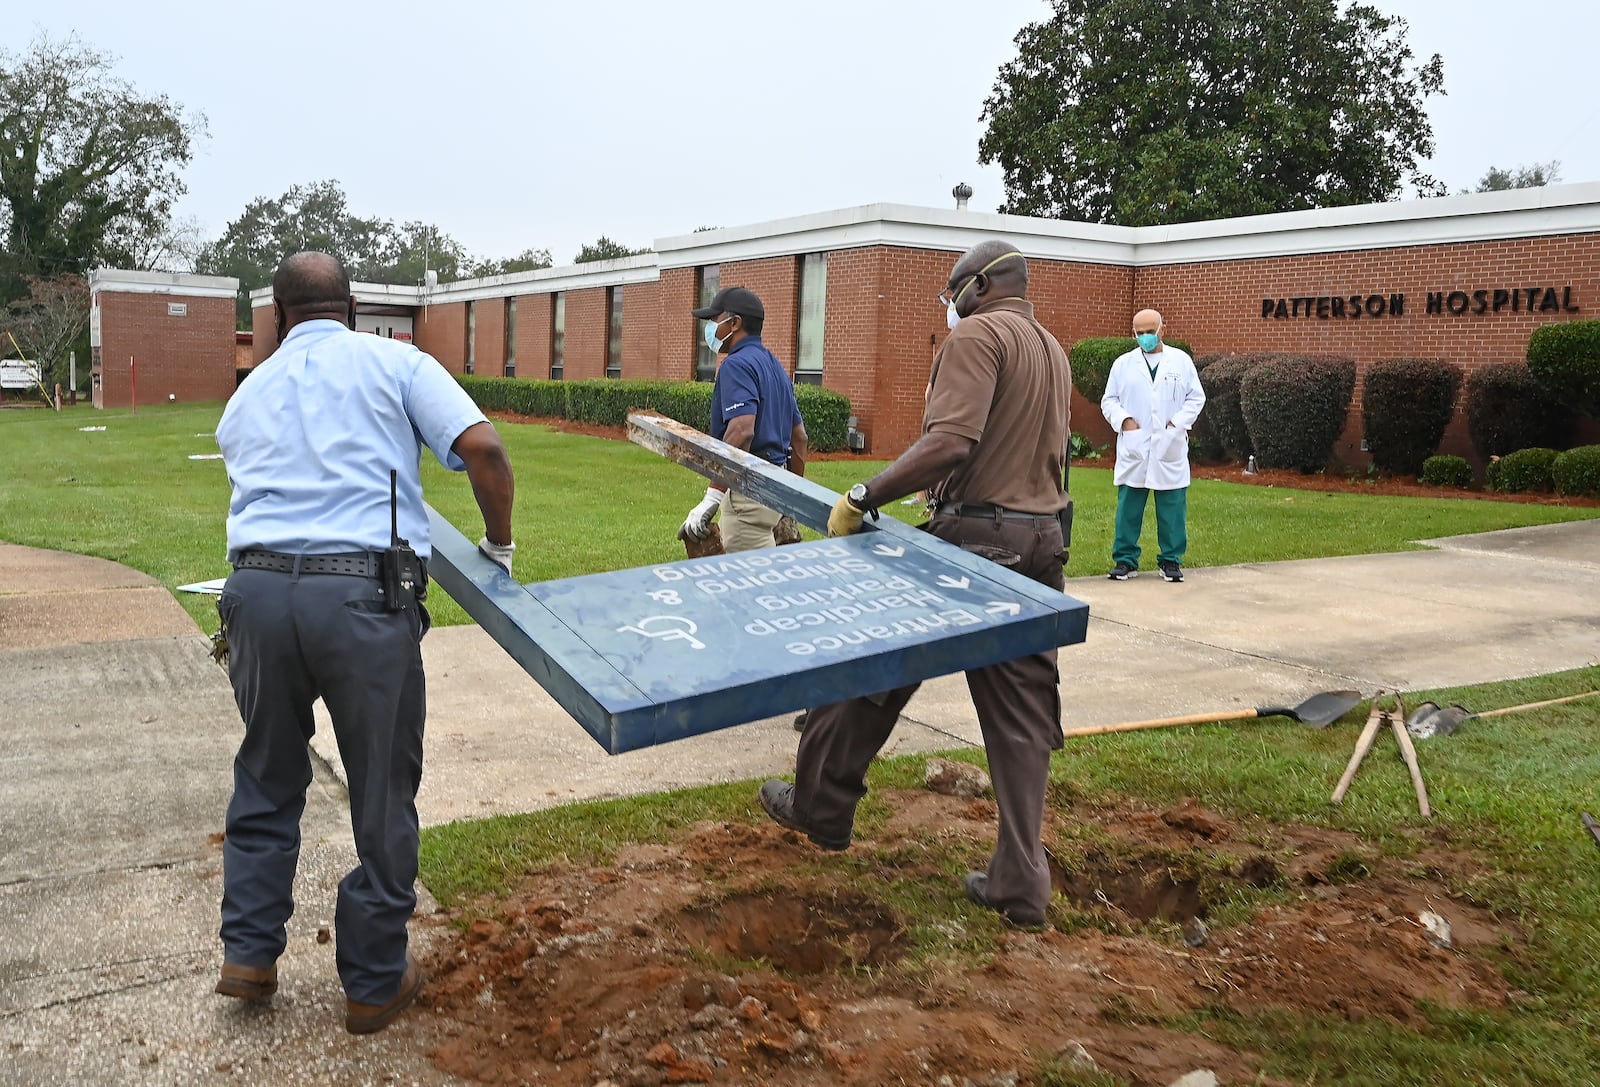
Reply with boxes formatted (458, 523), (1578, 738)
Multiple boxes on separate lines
(937, 274), (977, 308)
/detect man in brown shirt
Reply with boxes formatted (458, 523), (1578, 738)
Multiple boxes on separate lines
(760, 240), (1072, 928)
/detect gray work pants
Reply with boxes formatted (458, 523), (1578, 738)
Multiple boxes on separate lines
(216, 567), (427, 1004)
(792, 509), (1065, 922)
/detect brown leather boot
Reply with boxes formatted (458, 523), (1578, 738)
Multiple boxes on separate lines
(215, 962), (277, 1001)
(344, 957), (424, 1035)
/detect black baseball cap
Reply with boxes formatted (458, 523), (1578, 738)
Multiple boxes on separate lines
(691, 286), (764, 322)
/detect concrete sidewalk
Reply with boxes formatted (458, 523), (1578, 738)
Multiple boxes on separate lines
(2, 521), (1597, 1083)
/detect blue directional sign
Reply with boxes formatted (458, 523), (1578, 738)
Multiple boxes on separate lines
(425, 412), (1090, 755)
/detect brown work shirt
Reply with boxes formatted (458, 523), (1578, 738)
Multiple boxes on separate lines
(924, 297), (1071, 514)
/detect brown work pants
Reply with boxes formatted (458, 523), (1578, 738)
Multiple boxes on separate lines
(792, 508), (1066, 922)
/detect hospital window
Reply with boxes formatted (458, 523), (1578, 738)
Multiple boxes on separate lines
(795, 252), (827, 385)
(551, 293), (565, 381)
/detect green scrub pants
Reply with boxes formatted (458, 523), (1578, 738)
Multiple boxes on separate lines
(1112, 485), (1188, 568)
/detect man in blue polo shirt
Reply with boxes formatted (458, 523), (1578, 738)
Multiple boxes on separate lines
(679, 286), (808, 552)
(212, 252), (516, 1035)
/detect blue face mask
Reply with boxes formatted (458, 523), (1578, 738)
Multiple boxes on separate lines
(704, 318), (728, 354)
(1136, 331), (1161, 352)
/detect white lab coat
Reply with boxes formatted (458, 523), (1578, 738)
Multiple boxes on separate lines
(1100, 345), (1206, 489)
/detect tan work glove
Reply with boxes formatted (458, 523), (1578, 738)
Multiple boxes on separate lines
(828, 495), (867, 537)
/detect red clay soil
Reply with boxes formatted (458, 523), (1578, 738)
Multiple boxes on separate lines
(417, 791), (1519, 1087)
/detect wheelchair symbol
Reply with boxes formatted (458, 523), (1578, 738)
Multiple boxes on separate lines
(617, 614), (706, 650)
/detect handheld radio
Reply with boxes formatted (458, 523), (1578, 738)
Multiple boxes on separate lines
(381, 469), (423, 611)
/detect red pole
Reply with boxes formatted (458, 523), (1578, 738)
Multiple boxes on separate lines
(130, 354), (136, 414)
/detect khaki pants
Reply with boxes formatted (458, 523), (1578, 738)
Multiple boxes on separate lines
(719, 488), (782, 553)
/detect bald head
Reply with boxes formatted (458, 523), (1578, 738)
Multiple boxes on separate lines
(273, 252), (351, 314)
(1133, 308), (1163, 334)
(945, 240), (1027, 318)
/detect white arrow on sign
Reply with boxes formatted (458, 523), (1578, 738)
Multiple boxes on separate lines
(872, 544), (905, 557)
(936, 575), (970, 589)
(985, 601), (1022, 617)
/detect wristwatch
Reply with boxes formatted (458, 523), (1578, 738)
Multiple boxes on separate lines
(847, 483), (872, 511)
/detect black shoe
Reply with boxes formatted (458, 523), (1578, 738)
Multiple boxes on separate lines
(793, 710), (808, 733)
(758, 780), (849, 851)
(1108, 563), (1138, 581)
(963, 871), (1046, 930)
(1159, 562), (1184, 583)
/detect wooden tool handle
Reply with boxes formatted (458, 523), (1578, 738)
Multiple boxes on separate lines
(1061, 707), (1261, 738)
(1331, 716), (1384, 805)
(1473, 690), (1600, 719)
(1391, 717), (1431, 817)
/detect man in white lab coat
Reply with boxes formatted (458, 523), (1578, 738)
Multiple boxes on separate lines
(1099, 309), (1206, 582)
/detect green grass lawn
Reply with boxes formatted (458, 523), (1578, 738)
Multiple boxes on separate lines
(3, 402), (1596, 632)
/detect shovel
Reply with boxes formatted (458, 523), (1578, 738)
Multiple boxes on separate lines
(1406, 689), (1600, 739)
(1062, 689), (1362, 739)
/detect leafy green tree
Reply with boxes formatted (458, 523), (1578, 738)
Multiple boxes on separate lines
(573, 236), (651, 263)
(376, 221), (474, 285)
(472, 247), (554, 277)
(0, 34), (204, 303)
(978, 0), (1445, 226)
(1473, 161), (1561, 192)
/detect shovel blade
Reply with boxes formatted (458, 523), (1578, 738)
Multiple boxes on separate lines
(1407, 703), (1471, 739)
(1286, 690), (1363, 728)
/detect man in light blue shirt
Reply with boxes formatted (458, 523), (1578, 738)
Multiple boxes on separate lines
(212, 252), (515, 1035)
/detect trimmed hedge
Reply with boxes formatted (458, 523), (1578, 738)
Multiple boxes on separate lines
(1361, 358), (1462, 476)
(1552, 444), (1600, 497)
(1240, 354), (1356, 472)
(1527, 320), (1600, 415)
(1487, 447), (1560, 493)
(1188, 353), (1229, 461)
(455, 376), (853, 452)
(1464, 362), (1573, 459)
(1420, 454), (1473, 489)
(1068, 336), (1193, 404)
(1201, 353), (1284, 459)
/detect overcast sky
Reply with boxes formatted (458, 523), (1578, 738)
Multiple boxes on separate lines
(16, 0), (1596, 268)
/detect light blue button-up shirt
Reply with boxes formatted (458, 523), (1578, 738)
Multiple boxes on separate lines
(217, 320), (487, 561)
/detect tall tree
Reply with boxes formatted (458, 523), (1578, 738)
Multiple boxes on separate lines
(3, 274), (90, 392)
(374, 220), (474, 285)
(0, 34), (203, 303)
(1474, 161), (1561, 192)
(196, 180), (399, 324)
(472, 247), (554, 277)
(978, 0), (1445, 226)
(573, 235), (650, 263)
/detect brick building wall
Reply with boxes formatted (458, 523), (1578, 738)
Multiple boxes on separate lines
(251, 304), (277, 363)
(414, 303), (467, 373)
(621, 281), (660, 379)
(469, 299), (507, 377)
(515, 293), (554, 379)
(1133, 233), (1600, 460)
(562, 287), (609, 381)
(718, 256), (802, 369)
(657, 267), (699, 382)
(96, 292), (237, 409)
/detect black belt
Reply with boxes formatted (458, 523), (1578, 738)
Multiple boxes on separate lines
(235, 550), (383, 578)
(945, 503), (1058, 521)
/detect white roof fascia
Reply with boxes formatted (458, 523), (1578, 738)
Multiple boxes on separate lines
(428, 254), (661, 303)
(1131, 182), (1600, 265)
(90, 268), (239, 299)
(654, 204), (1138, 268)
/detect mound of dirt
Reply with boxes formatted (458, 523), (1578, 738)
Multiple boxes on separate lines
(419, 794), (1519, 1087)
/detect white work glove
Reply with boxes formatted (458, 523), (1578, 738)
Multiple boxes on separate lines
(679, 486), (723, 540)
(478, 536), (515, 575)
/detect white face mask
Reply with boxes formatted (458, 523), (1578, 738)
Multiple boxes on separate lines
(946, 303), (961, 331)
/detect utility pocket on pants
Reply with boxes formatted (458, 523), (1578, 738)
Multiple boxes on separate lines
(959, 542), (1022, 567)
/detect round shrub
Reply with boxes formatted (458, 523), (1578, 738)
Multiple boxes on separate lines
(1068, 335), (1193, 404)
(1240, 354), (1356, 472)
(1487, 447), (1560, 493)
(1361, 358), (1462, 475)
(1552, 444), (1600, 497)
(1200, 352), (1280, 459)
(1420, 455), (1473, 488)
(1188, 353), (1230, 461)
(1528, 320), (1600, 416)
(1465, 362), (1573, 459)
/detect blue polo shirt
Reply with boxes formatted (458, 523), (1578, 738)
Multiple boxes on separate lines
(216, 320), (487, 561)
(710, 336), (802, 467)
